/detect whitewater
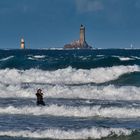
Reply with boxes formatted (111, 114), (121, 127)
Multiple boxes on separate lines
(0, 49), (140, 140)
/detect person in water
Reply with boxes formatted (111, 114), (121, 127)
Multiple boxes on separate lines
(36, 89), (45, 106)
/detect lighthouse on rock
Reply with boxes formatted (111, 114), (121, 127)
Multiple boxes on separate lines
(79, 24), (85, 46)
(20, 38), (25, 49)
(64, 24), (92, 49)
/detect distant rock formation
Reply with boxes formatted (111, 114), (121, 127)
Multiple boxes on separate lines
(64, 25), (92, 49)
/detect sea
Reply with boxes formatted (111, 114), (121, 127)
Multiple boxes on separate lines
(0, 49), (140, 140)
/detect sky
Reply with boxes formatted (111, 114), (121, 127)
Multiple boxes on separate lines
(0, 0), (140, 49)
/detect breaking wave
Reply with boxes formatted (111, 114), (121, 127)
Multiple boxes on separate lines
(0, 127), (132, 139)
(0, 84), (140, 100)
(0, 65), (139, 85)
(1, 105), (140, 118)
(45, 85), (140, 100)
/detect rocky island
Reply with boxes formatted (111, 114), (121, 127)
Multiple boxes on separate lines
(64, 24), (92, 49)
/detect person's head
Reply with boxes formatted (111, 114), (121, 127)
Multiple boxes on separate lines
(37, 89), (42, 93)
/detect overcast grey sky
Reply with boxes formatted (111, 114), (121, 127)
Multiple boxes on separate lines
(0, 0), (140, 49)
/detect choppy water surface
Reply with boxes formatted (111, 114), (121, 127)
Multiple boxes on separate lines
(0, 49), (140, 140)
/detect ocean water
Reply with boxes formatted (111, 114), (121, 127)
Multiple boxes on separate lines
(0, 49), (140, 140)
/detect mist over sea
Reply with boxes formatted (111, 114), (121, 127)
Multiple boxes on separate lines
(0, 49), (140, 140)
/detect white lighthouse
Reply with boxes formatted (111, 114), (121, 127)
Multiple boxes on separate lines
(20, 38), (25, 49)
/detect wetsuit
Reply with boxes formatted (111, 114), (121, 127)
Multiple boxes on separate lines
(36, 92), (45, 106)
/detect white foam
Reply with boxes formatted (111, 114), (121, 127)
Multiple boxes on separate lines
(119, 57), (134, 61)
(78, 56), (88, 60)
(28, 55), (46, 60)
(132, 56), (140, 60)
(0, 56), (14, 61)
(0, 65), (139, 85)
(1, 105), (140, 118)
(28, 57), (35, 60)
(96, 55), (104, 57)
(0, 127), (132, 139)
(0, 84), (140, 101)
(39, 47), (63, 50)
(33, 55), (46, 59)
(46, 85), (140, 100)
(113, 56), (134, 61)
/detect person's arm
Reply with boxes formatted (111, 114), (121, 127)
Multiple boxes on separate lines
(38, 92), (43, 96)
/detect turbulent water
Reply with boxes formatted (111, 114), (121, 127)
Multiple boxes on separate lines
(0, 49), (140, 140)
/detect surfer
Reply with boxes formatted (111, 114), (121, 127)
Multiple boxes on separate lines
(36, 89), (45, 106)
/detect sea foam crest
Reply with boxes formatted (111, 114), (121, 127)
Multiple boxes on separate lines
(0, 56), (14, 61)
(0, 65), (139, 84)
(0, 127), (132, 139)
(1, 105), (140, 118)
(45, 85), (140, 100)
(33, 55), (46, 58)
(0, 84), (140, 101)
(28, 55), (46, 60)
(113, 56), (134, 61)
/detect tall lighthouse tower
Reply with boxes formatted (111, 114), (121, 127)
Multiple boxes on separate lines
(20, 38), (25, 49)
(79, 24), (85, 46)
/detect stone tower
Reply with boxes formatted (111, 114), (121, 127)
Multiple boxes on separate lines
(20, 38), (25, 49)
(79, 24), (85, 46)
